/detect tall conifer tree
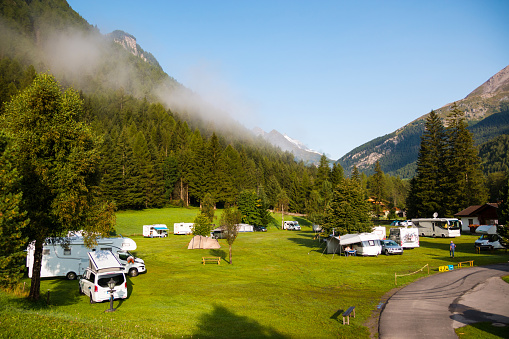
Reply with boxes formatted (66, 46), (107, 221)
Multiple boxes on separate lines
(444, 103), (487, 214)
(407, 110), (447, 218)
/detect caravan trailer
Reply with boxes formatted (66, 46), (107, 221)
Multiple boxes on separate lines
(143, 224), (169, 237)
(174, 222), (194, 235)
(411, 218), (461, 238)
(26, 236), (146, 280)
(326, 233), (382, 256)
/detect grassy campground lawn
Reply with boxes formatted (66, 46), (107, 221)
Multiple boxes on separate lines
(1, 208), (508, 338)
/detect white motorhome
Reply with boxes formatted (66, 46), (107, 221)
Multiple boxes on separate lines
(388, 226), (420, 249)
(26, 236), (146, 280)
(327, 233), (382, 256)
(411, 218), (461, 238)
(79, 250), (128, 303)
(283, 221), (301, 230)
(143, 224), (168, 237)
(474, 225), (507, 250)
(174, 222), (194, 235)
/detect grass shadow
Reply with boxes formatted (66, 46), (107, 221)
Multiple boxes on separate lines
(287, 231), (325, 251)
(209, 249), (227, 261)
(193, 304), (289, 338)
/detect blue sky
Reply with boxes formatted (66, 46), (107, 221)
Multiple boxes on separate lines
(67, 0), (509, 160)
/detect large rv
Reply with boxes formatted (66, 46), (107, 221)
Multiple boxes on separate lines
(26, 236), (146, 280)
(411, 218), (461, 238)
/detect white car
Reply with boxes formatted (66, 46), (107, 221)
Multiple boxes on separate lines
(79, 268), (128, 303)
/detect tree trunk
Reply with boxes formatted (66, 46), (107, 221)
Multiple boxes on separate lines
(29, 240), (43, 300)
(229, 244), (232, 264)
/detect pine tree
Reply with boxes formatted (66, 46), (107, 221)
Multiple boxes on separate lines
(444, 103), (487, 215)
(315, 154), (330, 190)
(368, 161), (385, 218)
(407, 110), (447, 218)
(330, 162), (344, 187)
(322, 178), (372, 235)
(238, 190), (259, 226)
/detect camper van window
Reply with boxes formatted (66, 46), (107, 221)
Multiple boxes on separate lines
(98, 273), (124, 288)
(100, 247), (112, 252)
(42, 249), (50, 256)
(118, 252), (128, 261)
(63, 248), (71, 255)
(88, 272), (95, 283)
(368, 240), (375, 246)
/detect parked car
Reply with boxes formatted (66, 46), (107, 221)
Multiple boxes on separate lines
(254, 225), (267, 232)
(380, 239), (403, 255)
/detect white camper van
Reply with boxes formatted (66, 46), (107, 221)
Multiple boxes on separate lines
(474, 225), (507, 250)
(411, 218), (461, 238)
(26, 236), (146, 280)
(283, 221), (301, 230)
(143, 224), (168, 237)
(388, 227), (420, 249)
(174, 222), (194, 235)
(79, 251), (128, 303)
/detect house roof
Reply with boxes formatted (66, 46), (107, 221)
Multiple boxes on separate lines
(454, 203), (499, 217)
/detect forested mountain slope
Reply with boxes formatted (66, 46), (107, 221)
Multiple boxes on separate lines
(0, 0), (322, 213)
(338, 65), (509, 178)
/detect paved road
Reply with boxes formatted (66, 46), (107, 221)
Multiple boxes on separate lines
(379, 263), (509, 339)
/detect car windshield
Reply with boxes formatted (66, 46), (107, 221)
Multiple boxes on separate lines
(384, 240), (398, 246)
(98, 273), (125, 288)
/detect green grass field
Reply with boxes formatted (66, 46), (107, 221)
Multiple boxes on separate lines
(1, 208), (508, 338)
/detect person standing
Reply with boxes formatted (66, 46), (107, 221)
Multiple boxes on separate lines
(450, 240), (456, 258)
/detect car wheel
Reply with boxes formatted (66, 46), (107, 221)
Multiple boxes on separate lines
(89, 293), (96, 304)
(129, 268), (139, 277)
(66, 271), (77, 280)
(384, 249), (389, 255)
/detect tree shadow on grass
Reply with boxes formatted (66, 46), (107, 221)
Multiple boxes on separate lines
(12, 277), (82, 309)
(193, 304), (289, 338)
(209, 249), (227, 261)
(287, 231), (325, 253)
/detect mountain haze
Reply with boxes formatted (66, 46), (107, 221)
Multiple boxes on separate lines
(338, 65), (509, 178)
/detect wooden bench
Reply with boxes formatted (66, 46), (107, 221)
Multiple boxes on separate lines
(202, 257), (220, 265)
(342, 306), (355, 325)
(458, 260), (473, 268)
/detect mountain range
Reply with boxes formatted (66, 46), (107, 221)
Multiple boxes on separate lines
(337, 65), (509, 178)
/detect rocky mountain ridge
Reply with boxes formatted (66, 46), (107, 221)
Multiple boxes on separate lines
(253, 127), (325, 165)
(338, 65), (509, 178)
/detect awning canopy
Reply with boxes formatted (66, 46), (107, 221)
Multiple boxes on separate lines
(339, 234), (362, 246)
(153, 226), (168, 230)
